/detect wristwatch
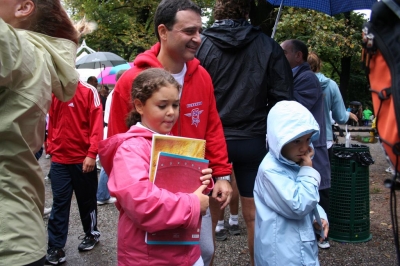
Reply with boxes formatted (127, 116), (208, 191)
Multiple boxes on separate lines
(214, 175), (231, 182)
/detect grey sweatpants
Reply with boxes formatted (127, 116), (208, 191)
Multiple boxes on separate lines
(200, 208), (214, 266)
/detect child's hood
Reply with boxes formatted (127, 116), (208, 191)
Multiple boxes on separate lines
(315, 72), (330, 91)
(267, 101), (320, 162)
(99, 126), (153, 175)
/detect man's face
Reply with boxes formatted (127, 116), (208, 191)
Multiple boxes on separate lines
(281, 41), (300, 69)
(162, 10), (202, 64)
(100, 86), (108, 97)
(89, 79), (98, 89)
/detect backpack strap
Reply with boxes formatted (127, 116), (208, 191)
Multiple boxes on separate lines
(363, 0), (400, 140)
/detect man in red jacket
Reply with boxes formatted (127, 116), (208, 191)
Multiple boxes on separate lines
(46, 80), (104, 265)
(107, 0), (232, 264)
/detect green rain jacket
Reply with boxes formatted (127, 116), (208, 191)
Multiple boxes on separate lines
(0, 18), (79, 265)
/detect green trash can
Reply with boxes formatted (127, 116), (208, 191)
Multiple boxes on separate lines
(329, 144), (373, 243)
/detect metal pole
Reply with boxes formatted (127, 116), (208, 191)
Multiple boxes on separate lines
(271, 0), (285, 39)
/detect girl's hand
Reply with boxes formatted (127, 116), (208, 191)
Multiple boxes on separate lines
(193, 185), (209, 216)
(200, 168), (212, 186)
(299, 146), (313, 167)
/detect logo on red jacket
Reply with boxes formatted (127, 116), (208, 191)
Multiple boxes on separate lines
(184, 108), (203, 127)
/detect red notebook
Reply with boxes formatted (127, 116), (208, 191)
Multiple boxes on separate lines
(145, 152), (209, 245)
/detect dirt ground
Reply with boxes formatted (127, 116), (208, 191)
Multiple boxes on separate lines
(39, 129), (399, 265)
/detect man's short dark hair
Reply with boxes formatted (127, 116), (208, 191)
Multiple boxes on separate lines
(154, 0), (201, 41)
(214, 0), (250, 20)
(290, 39), (308, 62)
(87, 76), (97, 83)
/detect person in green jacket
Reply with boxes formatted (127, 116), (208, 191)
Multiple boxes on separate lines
(363, 106), (374, 126)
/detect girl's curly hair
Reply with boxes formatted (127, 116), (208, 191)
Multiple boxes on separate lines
(125, 68), (181, 128)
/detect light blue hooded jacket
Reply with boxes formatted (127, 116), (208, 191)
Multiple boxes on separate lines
(254, 101), (327, 266)
(316, 72), (350, 142)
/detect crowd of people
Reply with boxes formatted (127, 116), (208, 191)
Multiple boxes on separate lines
(0, 0), (377, 265)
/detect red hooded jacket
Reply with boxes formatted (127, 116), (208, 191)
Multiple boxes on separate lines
(47, 81), (103, 163)
(108, 43), (231, 177)
(108, 43), (232, 177)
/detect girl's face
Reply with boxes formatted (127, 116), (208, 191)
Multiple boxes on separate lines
(281, 133), (313, 163)
(135, 84), (180, 134)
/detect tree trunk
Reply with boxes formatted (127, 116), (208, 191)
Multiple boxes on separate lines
(339, 12), (352, 104)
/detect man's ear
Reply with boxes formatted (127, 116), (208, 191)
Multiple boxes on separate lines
(15, 0), (35, 18)
(295, 51), (303, 63)
(158, 24), (168, 41)
(133, 99), (144, 115)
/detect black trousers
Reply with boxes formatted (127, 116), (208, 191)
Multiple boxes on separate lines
(317, 147), (332, 239)
(226, 137), (267, 198)
(47, 162), (100, 248)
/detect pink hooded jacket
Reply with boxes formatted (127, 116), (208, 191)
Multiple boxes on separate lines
(99, 125), (213, 265)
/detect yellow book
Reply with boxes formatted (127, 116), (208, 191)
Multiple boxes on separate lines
(149, 135), (206, 182)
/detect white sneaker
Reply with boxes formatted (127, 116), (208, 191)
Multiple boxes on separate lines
(97, 197), (117, 205)
(43, 207), (52, 216)
(386, 167), (394, 174)
(318, 240), (330, 249)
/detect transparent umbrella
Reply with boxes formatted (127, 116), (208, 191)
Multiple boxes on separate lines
(75, 52), (127, 69)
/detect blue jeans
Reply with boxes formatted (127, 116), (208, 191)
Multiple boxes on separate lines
(97, 167), (111, 201)
(200, 208), (214, 266)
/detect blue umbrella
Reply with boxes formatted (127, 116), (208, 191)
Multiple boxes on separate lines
(109, 63), (131, 75)
(268, 0), (377, 38)
(266, 0), (377, 16)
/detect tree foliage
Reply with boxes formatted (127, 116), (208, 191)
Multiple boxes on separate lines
(66, 0), (371, 105)
(65, 0), (215, 61)
(274, 8), (364, 73)
(273, 7), (369, 104)
(65, 0), (157, 61)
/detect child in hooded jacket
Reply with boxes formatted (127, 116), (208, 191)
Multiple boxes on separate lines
(254, 101), (329, 266)
(98, 68), (213, 266)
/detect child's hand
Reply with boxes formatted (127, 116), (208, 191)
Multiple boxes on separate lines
(193, 185), (209, 216)
(313, 218), (329, 240)
(299, 146), (313, 167)
(200, 168), (212, 186)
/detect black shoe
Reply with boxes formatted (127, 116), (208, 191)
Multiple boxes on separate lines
(215, 228), (228, 241)
(228, 224), (240, 235)
(78, 235), (99, 251)
(45, 247), (66, 265)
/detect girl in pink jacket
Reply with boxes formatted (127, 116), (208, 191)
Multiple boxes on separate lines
(99, 68), (213, 265)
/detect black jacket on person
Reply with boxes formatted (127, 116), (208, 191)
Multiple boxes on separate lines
(196, 19), (293, 140)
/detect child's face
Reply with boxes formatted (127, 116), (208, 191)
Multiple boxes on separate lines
(281, 133), (313, 164)
(138, 84), (179, 134)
